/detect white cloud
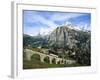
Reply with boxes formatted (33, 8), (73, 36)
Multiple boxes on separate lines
(24, 26), (40, 36)
(40, 26), (57, 36)
(24, 11), (59, 36)
(51, 13), (85, 21)
(26, 12), (58, 27)
(24, 26), (56, 36)
(74, 23), (91, 31)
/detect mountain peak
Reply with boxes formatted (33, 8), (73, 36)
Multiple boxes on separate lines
(60, 23), (77, 31)
(60, 21), (90, 32)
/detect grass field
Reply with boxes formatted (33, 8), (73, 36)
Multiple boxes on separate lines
(23, 59), (84, 69)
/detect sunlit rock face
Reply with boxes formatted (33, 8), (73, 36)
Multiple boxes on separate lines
(48, 24), (79, 49)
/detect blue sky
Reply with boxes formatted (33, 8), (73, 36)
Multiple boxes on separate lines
(23, 10), (91, 36)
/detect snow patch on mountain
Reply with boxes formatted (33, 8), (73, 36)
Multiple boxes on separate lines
(64, 21), (90, 31)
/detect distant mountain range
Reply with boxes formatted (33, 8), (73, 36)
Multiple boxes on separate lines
(24, 24), (90, 49)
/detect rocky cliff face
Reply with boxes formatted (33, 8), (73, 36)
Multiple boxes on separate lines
(48, 24), (86, 49)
